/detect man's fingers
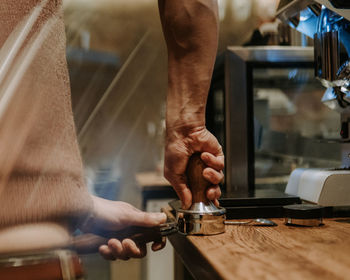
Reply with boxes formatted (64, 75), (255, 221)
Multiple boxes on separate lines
(102, 238), (150, 260)
(201, 152), (224, 170)
(206, 185), (221, 201)
(171, 182), (192, 209)
(107, 239), (129, 261)
(99, 245), (117, 261)
(203, 168), (224, 185)
(122, 239), (147, 258)
(215, 186), (222, 199)
(164, 163), (193, 210)
(138, 244), (148, 258)
(213, 198), (220, 207)
(152, 236), (166, 251)
(167, 163), (222, 208)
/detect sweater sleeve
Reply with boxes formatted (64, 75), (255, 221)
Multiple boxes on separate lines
(0, 0), (93, 228)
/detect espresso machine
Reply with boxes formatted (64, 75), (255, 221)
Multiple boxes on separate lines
(276, 0), (350, 206)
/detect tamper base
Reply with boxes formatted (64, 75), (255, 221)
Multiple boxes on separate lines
(177, 202), (226, 235)
(179, 201), (226, 214)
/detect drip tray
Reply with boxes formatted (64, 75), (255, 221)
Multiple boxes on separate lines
(168, 190), (350, 219)
(219, 189), (301, 219)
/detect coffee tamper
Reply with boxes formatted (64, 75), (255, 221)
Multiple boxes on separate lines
(176, 153), (226, 235)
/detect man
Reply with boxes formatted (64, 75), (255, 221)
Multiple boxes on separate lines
(0, 0), (223, 267)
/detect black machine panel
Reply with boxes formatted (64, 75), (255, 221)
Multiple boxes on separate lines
(329, 0), (350, 9)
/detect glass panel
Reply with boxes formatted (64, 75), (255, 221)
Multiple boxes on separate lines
(253, 68), (342, 192)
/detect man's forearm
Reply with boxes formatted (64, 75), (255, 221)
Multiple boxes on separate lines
(159, 0), (219, 132)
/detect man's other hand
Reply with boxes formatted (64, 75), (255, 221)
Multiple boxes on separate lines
(164, 126), (224, 209)
(84, 196), (167, 261)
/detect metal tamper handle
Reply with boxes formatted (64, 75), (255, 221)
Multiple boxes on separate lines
(177, 153), (226, 235)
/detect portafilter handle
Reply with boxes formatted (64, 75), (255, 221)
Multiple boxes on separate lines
(186, 153), (211, 204)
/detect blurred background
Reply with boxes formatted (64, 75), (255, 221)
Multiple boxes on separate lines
(62, 0), (340, 279)
(64, 0), (281, 203)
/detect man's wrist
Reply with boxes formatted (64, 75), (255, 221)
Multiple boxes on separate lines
(79, 195), (102, 233)
(166, 121), (205, 137)
(166, 108), (205, 131)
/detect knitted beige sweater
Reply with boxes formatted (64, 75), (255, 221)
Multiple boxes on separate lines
(0, 0), (92, 228)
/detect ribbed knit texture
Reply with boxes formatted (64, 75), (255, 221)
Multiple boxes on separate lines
(0, 0), (93, 228)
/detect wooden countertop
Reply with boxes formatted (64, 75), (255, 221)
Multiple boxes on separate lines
(168, 218), (350, 280)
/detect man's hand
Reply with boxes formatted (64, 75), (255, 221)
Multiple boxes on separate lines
(165, 126), (224, 209)
(83, 196), (167, 261)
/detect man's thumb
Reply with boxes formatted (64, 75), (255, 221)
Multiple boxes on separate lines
(133, 212), (167, 227)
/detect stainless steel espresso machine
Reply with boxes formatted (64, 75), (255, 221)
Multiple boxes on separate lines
(278, 1), (350, 126)
(216, 0), (350, 214)
(275, 0), (350, 206)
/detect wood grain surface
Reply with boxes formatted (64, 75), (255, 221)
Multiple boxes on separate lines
(169, 218), (350, 280)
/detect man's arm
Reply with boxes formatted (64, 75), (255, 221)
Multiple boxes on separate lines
(159, 0), (224, 209)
